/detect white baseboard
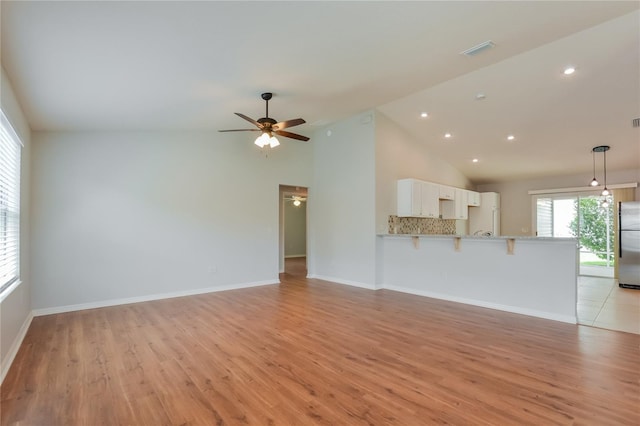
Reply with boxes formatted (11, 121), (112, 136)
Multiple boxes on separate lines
(308, 274), (377, 290)
(1, 311), (33, 384)
(383, 284), (577, 324)
(32, 280), (279, 317)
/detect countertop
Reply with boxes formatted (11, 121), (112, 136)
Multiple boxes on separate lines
(377, 233), (577, 242)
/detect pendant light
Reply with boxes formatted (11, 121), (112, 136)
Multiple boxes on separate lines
(589, 149), (598, 186)
(600, 146), (609, 196)
(590, 145), (610, 194)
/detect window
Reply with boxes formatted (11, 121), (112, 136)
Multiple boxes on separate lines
(0, 109), (22, 295)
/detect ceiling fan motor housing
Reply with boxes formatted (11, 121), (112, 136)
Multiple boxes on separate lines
(258, 117), (277, 125)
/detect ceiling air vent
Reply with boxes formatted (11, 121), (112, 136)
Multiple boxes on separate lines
(633, 118), (640, 128)
(461, 40), (495, 57)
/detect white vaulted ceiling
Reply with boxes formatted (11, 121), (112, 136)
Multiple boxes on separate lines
(1, 1), (639, 183)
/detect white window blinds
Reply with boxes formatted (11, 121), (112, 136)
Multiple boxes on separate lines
(0, 110), (22, 294)
(536, 197), (553, 237)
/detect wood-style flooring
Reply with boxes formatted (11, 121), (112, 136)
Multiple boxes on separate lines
(2, 261), (639, 425)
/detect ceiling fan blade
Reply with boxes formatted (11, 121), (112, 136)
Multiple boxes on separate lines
(275, 130), (310, 141)
(218, 129), (260, 132)
(234, 112), (262, 128)
(273, 118), (306, 130)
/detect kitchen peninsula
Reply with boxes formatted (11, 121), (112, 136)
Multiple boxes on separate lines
(376, 234), (578, 323)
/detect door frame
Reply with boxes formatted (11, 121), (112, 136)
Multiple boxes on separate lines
(278, 184), (308, 274)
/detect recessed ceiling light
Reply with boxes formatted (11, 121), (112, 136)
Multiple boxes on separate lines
(421, 112), (428, 118)
(475, 93), (486, 101)
(563, 66), (576, 75)
(472, 158), (479, 163)
(507, 135), (515, 141)
(444, 133), (452, 138)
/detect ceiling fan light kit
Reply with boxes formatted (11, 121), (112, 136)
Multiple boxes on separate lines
(254, 132), (280, 148)
(219, 92), (309, 148)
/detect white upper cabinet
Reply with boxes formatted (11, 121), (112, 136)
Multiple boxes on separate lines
(441, 188), (468, 220)
(397, 179), (422, 217)
(397, 179), (439, 218)
(467, 190), (481, 207)
(438, 185), (455, 200)
(421, 182), (440, 218)
(398, 179), (476, 219)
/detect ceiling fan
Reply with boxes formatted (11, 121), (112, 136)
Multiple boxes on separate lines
(219, 92), (309, 148)
(285, 195), (307, 206)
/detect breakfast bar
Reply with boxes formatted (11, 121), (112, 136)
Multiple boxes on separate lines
(377, 234), (579, 323)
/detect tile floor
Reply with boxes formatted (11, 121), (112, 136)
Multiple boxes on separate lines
(577, 275), (640, 334)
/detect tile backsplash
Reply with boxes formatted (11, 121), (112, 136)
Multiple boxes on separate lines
(388, 215), (456, 235)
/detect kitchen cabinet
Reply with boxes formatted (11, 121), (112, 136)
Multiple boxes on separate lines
(397, 179), (421, 217)
(421, 182), (440, 218)
(439, 185), (455, 200)
(467, 190), (481, 207)
(397, 179), (439, 218)
(441, 188), (468, 220)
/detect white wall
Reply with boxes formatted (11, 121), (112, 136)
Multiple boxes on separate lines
(308, 111), (377, 288)
(374, 110), (473, 233)
(30, 131), (312, 311)
(0, 67), (32, 382)
(478, 168), (640, 236)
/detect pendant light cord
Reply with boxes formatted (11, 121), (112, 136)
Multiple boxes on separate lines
(603, 149), (607, 189)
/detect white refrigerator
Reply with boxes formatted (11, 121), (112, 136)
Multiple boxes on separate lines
(469, 192), (500, 236)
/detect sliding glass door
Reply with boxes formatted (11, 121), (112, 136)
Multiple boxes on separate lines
(534, 193), (613, 277)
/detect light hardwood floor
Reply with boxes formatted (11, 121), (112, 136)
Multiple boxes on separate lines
(2, 270), (639, 425)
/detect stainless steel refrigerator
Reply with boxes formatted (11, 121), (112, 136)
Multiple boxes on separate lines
(619, 201), (640, 289)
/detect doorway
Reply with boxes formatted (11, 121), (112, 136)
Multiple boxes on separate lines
(534, 191), (639, 334)
(535, 193), (614, 277)
(279, 185), (308, 277)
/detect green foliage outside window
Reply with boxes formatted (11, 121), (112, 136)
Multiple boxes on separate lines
(569, 197), (613, 261)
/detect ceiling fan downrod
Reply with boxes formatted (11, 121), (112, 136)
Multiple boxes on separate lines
(261, 92), (272, 118)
